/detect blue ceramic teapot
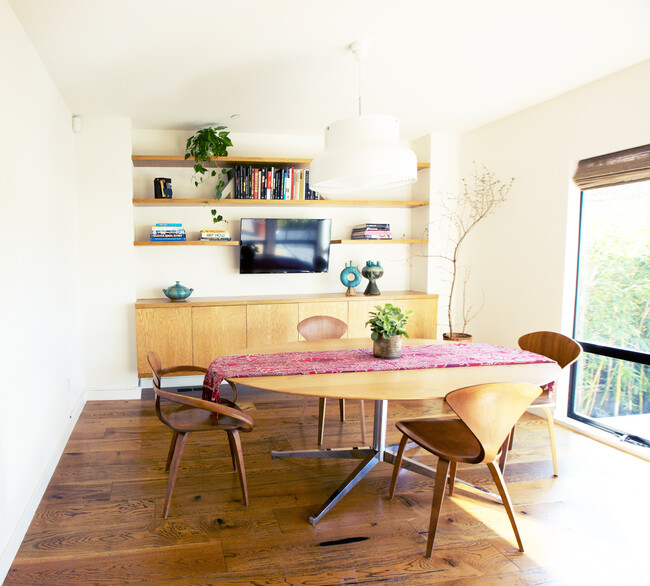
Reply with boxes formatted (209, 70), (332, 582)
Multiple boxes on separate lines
(162, 281), (193, 301)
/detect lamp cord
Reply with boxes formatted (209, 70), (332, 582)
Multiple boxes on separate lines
(357, 54), (363, 116)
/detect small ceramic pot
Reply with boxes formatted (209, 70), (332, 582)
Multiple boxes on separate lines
(162, 281), (193, 301)
(373, 335), (402, 359)
(443, 332), (473, 343)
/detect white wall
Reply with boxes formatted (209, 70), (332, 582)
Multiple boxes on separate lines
(0, 0), (85, 577)
(75, 117), (138, 397)
(459, 58), (650, 347)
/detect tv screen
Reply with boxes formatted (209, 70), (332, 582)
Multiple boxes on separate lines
(240, 218), (332, 274)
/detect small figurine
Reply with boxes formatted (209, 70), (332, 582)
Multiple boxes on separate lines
(339, 261), (362, 296)
(361, 261), (384, 296)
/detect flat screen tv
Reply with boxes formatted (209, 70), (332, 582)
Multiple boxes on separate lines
(240, 218), (332, 274)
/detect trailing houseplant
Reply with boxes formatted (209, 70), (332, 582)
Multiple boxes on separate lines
(185, 125), (233, 200)
(366, 303), (413, 359)
(433, 165), (513, 341)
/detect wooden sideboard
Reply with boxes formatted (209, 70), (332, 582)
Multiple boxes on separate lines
(135, 291), (438, 378)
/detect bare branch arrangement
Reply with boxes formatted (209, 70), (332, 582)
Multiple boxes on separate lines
(438, 165), (514, 338)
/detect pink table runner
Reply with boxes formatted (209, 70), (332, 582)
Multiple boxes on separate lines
(202, 343), (555, 402)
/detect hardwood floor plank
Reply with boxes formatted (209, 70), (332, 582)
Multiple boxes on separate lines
(8, 386), (649, 584)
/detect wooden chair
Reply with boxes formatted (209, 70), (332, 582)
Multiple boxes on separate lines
(147, 351), (255, 518)
(297, 315), (366, 445)
(389, 382), (542, 558)
(515, 331), (583, 476)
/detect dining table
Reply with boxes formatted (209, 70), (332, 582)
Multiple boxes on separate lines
(203, 338), (561, 525)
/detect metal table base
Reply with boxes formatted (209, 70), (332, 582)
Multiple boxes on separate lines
(271, 399), (500, 525)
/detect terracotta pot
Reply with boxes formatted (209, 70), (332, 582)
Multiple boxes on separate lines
(442, 332), (473, 343)
(373, 335), (402, 359)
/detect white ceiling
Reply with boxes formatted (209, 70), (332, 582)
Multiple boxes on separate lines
(9, 0), (650, 140)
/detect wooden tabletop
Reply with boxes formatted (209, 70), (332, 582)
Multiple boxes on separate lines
(228, 339), (562, 401)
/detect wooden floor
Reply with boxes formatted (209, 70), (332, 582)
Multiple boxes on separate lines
(7, 385), (650, 585)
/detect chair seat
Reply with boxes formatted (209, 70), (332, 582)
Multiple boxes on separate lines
(396, 418), (482, 464)
(166, 399), (246, 432)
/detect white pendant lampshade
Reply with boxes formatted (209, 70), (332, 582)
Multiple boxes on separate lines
(310, 40), (417, 194)
(310, 114), (417, 193)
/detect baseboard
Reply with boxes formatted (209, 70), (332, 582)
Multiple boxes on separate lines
(86, 386), (142, 400)
(0, 390), (86, 582)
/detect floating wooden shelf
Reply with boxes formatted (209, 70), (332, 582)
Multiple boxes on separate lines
(134, 240), (239, 246)
(132, 155), (430, 171)
(134, 238), (427, 247)
(331, 239), (428, 245)
(132, 198), (429, 208)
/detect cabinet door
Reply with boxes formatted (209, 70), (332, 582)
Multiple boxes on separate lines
(399, 298), (438, 339)
(297, 301), (349, 339)
(246, 303), (299, 348)
(347, 298), (387, 338)
(135, 307), (192, 377)
(192, 305), (247, 368)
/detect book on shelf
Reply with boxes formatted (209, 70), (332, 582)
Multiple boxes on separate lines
(151, 228), (186, 235)
(200, 229), (231, 240)
(231, 164), (318, 200)
(351, 230), (393, 240)
(155, 222), (183, 227)
(352, 223), (390, 231)
(150, 235), (186, 241)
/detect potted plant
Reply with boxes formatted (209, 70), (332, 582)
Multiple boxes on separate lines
(366, 303), (413, 359)
(185, 125), (233, 200)
(433, 165), (513, 341)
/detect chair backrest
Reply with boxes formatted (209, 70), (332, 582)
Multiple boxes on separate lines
(518, 331), (582, 369)
(297, 315), (348, 340)
(146, 351), (254, 432)
(445, 383), (542, 463)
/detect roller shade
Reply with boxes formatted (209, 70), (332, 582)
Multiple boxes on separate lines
(573, 143), (650, 189)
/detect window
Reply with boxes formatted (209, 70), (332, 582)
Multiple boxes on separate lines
(570, 145), (650, 447)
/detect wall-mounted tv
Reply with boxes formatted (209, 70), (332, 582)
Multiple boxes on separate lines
(240, 218), (332, 274)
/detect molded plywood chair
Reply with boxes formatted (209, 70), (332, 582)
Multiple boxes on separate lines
(297, 315), (366, 445)
(147, 351), (254, 518)
(389, 382), (542, 558)
(515, 331), (583, 476)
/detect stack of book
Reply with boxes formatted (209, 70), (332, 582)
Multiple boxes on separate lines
(150, 223), (186, 241)
(200, 229), (231, 241)
(233, 165), (318, 200)
(351, 223), (393, 240)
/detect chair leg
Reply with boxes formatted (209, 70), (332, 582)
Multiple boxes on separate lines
(448, 460), (457, 496)
(508, 425), (515, 450)
(300, 396), (310, 424)
(165, 431), (178, 472)
(163, 431), (189, 519)
(227, 432), (238, 470)
(389, 434), (409, 499)
(487, 461), (524, 552)
(339, 398), (346, 422)
(317, 397), (326, 445)
(358, 400), (366, 444)
(498, 434), (510, 474)
(541, 406), (559, 476)
(426, 458), (451, 558)
(228, 430), (249, 506)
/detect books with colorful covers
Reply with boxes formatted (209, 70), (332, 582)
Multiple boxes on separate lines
(350, 230), (393, 239)
(150, 223), (186, 241)
(200, 229), (231, 241)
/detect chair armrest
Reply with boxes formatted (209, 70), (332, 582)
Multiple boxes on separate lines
(160, 365), (207, 376)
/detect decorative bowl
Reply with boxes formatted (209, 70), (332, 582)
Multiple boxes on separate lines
(162, 281), (193, 301)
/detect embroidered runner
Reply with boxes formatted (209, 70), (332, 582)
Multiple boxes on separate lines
(202, 343), (555, 402)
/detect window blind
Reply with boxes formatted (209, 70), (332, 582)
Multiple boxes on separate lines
(573, 143), (650, 189)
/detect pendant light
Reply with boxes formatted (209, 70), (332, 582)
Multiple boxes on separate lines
(310, 41), (417, 194)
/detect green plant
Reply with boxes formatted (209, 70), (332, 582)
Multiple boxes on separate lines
(210, 208), (226, 224)
(365, 303), (413, 340)
(185, 126), (233, 199)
